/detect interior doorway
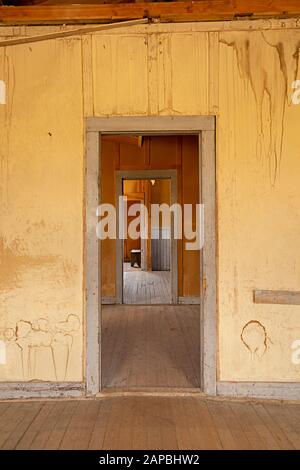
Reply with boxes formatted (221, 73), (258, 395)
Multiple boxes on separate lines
(122, 178), (172, 305)
(85, 116), (216, 395)
(100, 134), (201, 390)
(115, 169), (178, 305)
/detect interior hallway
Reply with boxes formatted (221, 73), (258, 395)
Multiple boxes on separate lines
(102, 305), (200, 389)
(0, 396), (299, 450)
(123, 267), (171, 304)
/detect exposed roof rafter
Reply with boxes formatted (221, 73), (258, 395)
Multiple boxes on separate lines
(0, 1), (300, 26)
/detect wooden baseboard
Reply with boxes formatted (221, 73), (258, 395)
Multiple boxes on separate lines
(0, 382), (85, 400)
(1, 380), (299, 401)
(217, 381), (300, 400)
(253, 289), (300, 305)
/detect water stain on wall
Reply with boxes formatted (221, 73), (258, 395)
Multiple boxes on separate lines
(220, 31), (300, 185)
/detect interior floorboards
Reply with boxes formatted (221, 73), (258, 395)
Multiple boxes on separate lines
(0, 397), (299, 450)
(123, 269), (171, 304)
(102, 305), (200, 389)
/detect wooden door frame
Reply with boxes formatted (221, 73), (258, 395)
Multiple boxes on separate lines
(122, 191), (146, 270)
(85, 116), (216, 395)
(116, 169), (178, 305)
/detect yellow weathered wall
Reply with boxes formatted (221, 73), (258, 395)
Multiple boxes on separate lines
(0, 38), (84, 381)
(218, 29), (300, 381)
(0, 19), (300, 383)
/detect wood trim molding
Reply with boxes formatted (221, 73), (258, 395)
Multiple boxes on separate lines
(254, 289), (300, 305)
(200, 129), (217, 396)
(0, 2), (300, 26)
(0, 19), (148, 47)
(115, 169), (178, 305)
(85, 131), (101, 395)
(1, 381), (298, 400)
(0, 382), (85, 399)
(217, 381), (300, 400)
(87, 116), (215, 134)
(85, 116), (217, 396)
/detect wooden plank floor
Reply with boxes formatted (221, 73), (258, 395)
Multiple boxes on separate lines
(102, 305), (200, 389)
(123, 269), (171, 304)
(0, 396), (300, 450)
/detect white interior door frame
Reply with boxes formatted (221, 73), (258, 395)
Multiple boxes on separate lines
(85, 116), (216, 395)
(116, 170), (178, 305)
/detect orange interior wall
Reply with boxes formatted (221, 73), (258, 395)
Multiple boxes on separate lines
(100, 140), (117, 297)
(100, 135), (200, 298)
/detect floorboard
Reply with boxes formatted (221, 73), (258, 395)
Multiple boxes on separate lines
(102, 305), (200, 389)
(123, 269), (171, 304)
(0, 397), (299, 450)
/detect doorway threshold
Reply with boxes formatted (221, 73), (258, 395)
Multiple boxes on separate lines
(97, 387), (204, 398)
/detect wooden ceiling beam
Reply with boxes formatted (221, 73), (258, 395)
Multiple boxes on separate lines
(0, 1), (300, 25)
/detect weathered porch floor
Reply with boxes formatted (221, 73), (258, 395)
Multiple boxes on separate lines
(0, 396), (300, 449)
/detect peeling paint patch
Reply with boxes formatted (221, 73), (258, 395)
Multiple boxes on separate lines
(241, 320), (272, 357)
(0, 80), (5, 104)
(0, 340), (6, 364)
(291, 339), (300, 365)
(0, 49), (15, 207)
(292, 80), (300, 104)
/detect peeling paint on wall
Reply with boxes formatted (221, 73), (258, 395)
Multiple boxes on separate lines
(0, 80), (5, 104)
(0, 340), (6, 365)
(0, 49), (15, 207)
